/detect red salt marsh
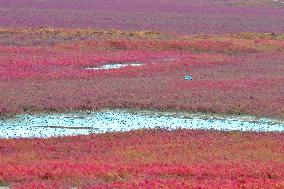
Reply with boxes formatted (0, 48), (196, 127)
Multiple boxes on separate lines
(0, 0), (284, 34)
(0, 129), (284, 188)
(0, 28), (284, 119)
(0, 28), (284, 188)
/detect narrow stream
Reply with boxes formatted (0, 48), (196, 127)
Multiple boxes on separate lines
(0, 110), (283, 138)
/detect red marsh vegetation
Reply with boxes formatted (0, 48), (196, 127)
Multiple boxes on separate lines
(0, 28), (283, 119)
(0, 129), (283, 188)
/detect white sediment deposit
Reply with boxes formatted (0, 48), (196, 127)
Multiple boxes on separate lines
(0, 109), (283, 138)
(85, 63), (143, 70)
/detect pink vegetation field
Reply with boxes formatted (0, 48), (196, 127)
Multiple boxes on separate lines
(0, 0), (284, 34)
(0, 1), (284, 188)
(0, 28), (284, 119)
(0, 28), (283, 188)
(1, 130), (284, 188)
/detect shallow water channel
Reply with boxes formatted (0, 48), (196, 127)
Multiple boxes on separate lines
(0, 110), (283, 138)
